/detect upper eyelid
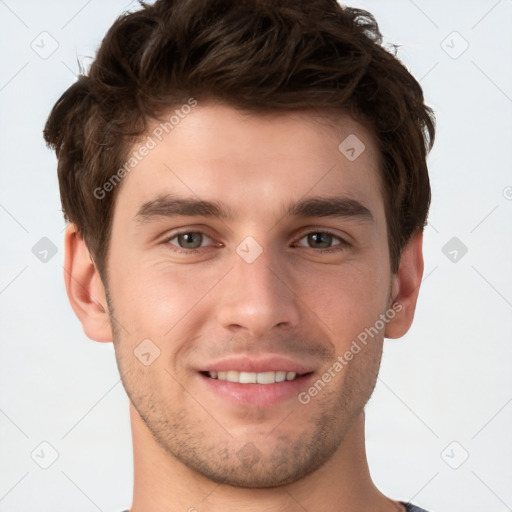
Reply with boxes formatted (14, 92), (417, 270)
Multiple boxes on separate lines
(164, 227), (214, 240)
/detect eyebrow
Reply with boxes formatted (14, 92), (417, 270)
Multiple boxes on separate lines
(134, 193), (374, 224)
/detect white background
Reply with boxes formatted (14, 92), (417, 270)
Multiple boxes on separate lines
(0, 1), (511, 511)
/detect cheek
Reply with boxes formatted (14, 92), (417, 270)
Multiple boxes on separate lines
(108, 232), (391, 343)
(109, 254), (222, 335)
(292, 260), (390, 343)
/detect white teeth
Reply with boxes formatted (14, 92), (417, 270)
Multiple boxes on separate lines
(207, 370), (300, 384)
(226, 370), (239, 383)
(257, 371), (275, 384)
(275, 371), (287, 382)
(239, 371), (257, 384)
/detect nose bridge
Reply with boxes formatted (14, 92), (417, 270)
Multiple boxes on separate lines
(216, 242), (300, 336)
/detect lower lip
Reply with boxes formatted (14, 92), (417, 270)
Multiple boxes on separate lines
(199, 373), (314, 407)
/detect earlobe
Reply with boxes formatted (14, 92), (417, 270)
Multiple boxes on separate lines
(63, 224), (113, 342)
(384, 231), (424, 340)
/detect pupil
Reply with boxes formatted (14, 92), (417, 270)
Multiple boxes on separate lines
(309, 232), (331, 248)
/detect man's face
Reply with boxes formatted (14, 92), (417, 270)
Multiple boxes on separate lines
(105, 103), (393, 487)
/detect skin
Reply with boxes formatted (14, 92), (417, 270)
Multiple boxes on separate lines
(64, 103), (424, 512)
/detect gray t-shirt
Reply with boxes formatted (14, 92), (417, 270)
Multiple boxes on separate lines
(402, 503), (432, 512)
(121, 501), (432, 511)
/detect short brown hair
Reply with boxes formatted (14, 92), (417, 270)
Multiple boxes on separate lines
(44, 0), (435, 279)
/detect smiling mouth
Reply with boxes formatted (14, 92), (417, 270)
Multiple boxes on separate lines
(200, 370), (311, 384)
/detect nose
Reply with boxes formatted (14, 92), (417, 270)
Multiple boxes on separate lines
(216, 246), (301, 337)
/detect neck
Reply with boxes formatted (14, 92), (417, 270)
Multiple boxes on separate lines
(128, 404), (399, 512)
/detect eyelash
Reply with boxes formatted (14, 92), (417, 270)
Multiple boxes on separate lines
(163, 229), (351, 254)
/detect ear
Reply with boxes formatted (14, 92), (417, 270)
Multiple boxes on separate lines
(384, 231), (424, 339)
(63, 224), (113, 342)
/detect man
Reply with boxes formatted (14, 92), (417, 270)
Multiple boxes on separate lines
(44, 0), (436, 510)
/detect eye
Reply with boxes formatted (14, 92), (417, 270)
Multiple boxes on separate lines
(295, 231), (348, 251)
(167, 231), (213, 251)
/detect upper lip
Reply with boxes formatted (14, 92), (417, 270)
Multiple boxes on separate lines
(200, 355), (314, 375)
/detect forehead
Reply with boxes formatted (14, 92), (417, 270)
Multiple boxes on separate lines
(114, 103), (385, 226)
